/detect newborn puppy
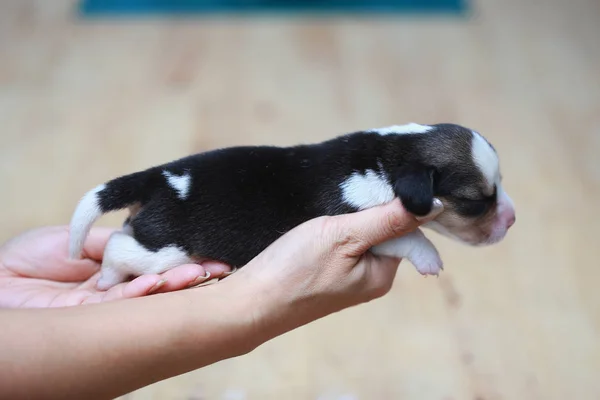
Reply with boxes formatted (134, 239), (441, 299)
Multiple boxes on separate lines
(68, 123), (516, 290)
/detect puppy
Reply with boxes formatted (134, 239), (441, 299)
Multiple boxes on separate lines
(68, 123), (516, 290)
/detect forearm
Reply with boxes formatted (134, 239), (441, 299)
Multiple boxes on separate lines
(0, 280), (265, 400)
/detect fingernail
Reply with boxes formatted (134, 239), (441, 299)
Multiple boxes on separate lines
(148, 279), (167, 294)
(416, 198), (444, 221)
(221, 267), (238, 277)
(187, 271), (211, 288)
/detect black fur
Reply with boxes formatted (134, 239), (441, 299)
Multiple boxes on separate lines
(392, 164), (435, 216)
(93, 124), (492, 268)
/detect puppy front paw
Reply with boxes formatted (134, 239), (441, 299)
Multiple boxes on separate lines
(410, 252), (444, 276)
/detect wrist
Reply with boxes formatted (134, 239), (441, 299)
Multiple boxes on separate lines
(222, 272), (332, 345)
(179, 279), (267, 357)
(206, 272), (290, 348)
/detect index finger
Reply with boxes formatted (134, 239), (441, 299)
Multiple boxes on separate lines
(332, 198), (443, 257)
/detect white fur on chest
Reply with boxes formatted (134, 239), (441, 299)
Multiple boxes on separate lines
(339, 169), (395, 210)
(339, 167), (443, 276)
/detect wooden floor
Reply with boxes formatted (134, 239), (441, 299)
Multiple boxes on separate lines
(1, 0), (599, 399)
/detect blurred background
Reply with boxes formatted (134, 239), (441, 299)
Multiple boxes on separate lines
(1, 0), (599, 398)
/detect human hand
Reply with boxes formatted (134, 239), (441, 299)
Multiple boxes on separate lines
(0, 226), (232, 308)
(226, 198), (443, 338)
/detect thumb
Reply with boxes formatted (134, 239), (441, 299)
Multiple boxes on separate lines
(334, 198), (444, 256)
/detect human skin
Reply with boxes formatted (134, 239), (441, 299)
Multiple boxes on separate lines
(0, 225), (236, 308)
(0, 198), (442, 400)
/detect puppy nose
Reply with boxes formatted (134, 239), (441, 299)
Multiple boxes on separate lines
(506, 213), (516, 229)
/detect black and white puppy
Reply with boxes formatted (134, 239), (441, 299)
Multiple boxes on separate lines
(68, 123), (516, 290)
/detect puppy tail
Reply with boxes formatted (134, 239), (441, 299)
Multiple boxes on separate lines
(68, 169), (157, 259)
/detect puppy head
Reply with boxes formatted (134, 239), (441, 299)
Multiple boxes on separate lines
(386, 123), (516, 246)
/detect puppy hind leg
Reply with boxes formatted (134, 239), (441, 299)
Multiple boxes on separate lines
(97, 232), (137, 290)
(96, 265), (130, 291)
(371, 229), (443, 276)
(98, 231), (194, 290)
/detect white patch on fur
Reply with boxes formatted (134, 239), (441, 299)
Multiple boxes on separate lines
(68, 184), (106, 259)
(471, 131), (499, 187)
(339, 169), (395, 210)
(163, 170), (191, 200)
(369, 123), (433, 135)
(97, 231), (193, 290)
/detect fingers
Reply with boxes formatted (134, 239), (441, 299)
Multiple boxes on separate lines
(333, 198), (444, 256)
(81, 227), (118, 261)
(363, 255), (403, 300)
(196, 261), (233, 278)
(78, 274), (160, 303)
(61, 259), (103, 282)
(57, 227), (116, 282)
(106, 274), (166, 301)
(148, 264), (213, 293)
(97, 261), (232, 300)
(90, 269), (200, 302)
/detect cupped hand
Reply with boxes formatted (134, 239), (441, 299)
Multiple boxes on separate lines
(0, 226), (232, 308)
(228, 198), (443, 335)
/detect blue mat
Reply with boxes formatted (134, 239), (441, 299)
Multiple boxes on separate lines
(79, 0), (468, 16)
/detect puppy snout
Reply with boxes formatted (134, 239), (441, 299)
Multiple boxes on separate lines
(507, 213), (516, 229)
(500, 207), (516, 230)
(497, 191), (516, 230)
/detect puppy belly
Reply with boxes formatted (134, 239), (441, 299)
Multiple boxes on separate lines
(371, 229), (443, 276)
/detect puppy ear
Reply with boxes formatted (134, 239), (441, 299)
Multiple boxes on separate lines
(393, 165), (435, 217)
